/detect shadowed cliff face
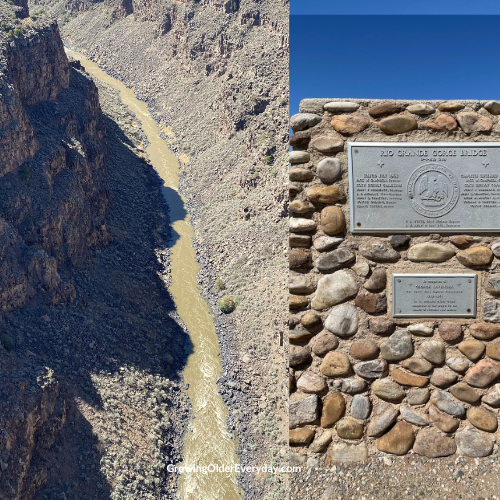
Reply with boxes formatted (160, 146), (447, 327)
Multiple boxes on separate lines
(0, 19), (110, 313)
(0, 21), (69, 177)
(0, 8), (191, 500)
(0, 12), (109, 499)
(13, 0), (29, 18)
(1, 92), (192, 499)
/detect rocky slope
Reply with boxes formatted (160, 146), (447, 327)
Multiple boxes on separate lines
(27, 0), (289, 498)
(0, 5), (190, 499)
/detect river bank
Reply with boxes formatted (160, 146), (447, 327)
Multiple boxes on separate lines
(65, 49), (246, 499)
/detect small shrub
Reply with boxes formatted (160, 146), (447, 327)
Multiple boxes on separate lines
(270, 168), (278, 177)
(13, 26), (23, 36)
(18, 164), (30, 181)
(37, 367), (56, 388)
(214, 278), (225, 292)
(218, 296), (235, 314)
(252, 172), (260, 179)
(1, 334), (14, 351)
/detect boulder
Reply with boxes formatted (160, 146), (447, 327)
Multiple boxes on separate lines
(407, 243), (455, 262)
(324, 303), (358, 336)
(289, 395), (319, 428)
(380, 331), (413, 361)
(366, 402), (399, 437)
(320, 352), (351, 377)
(321, 392), (345, 427)
(456, 428), (494, 457)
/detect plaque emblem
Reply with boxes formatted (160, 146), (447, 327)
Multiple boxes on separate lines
(407, 164), (460, 218)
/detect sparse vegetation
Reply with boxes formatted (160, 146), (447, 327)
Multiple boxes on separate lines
(37, 367), (56, 388)
(0, 333), (14, 351)
(18, 164), (30, 181)
(218, 296), (235, 313)
(214, 277), (225, 292)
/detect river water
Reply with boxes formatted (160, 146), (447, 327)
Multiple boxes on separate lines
(65, 49), (242, 500)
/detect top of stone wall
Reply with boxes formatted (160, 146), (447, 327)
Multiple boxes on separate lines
(299, 98), (492, 114)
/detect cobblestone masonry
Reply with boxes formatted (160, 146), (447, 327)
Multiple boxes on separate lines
(289, 98), (500, 462)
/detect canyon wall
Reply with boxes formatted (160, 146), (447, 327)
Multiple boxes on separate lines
(0, 15), (110, 314)
(0, 362), (66, 500)
(28, 0), (289, 497)
(0, 7), (110, 498)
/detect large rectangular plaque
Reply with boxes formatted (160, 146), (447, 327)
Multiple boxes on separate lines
(392, 273), (477, 318)
(348, 142), (500, 233)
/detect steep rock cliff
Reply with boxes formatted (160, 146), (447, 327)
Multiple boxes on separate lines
(0, 218), (72, 313)
(0, 361), (66, 500)
(0, 13), (110, 313)
(0, 8), (111, 499)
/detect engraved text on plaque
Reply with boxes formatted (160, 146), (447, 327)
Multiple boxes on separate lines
(348, 142), (500, 233)
(392, 273), (477, 318)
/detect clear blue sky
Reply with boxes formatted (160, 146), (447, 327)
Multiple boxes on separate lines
(291, 0), (500, 15)
(290, 15), (500, 117)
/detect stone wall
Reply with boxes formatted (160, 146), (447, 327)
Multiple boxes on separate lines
(289, 98), (500, 462)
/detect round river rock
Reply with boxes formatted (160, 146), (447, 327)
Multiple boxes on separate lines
(320, 351), (351, 377)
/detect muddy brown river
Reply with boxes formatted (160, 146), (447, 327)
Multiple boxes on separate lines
(65, 49), (242, 500)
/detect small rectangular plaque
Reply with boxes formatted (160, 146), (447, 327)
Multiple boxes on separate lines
(392, 273), (477, 318)
(348, 142), (500, 233)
